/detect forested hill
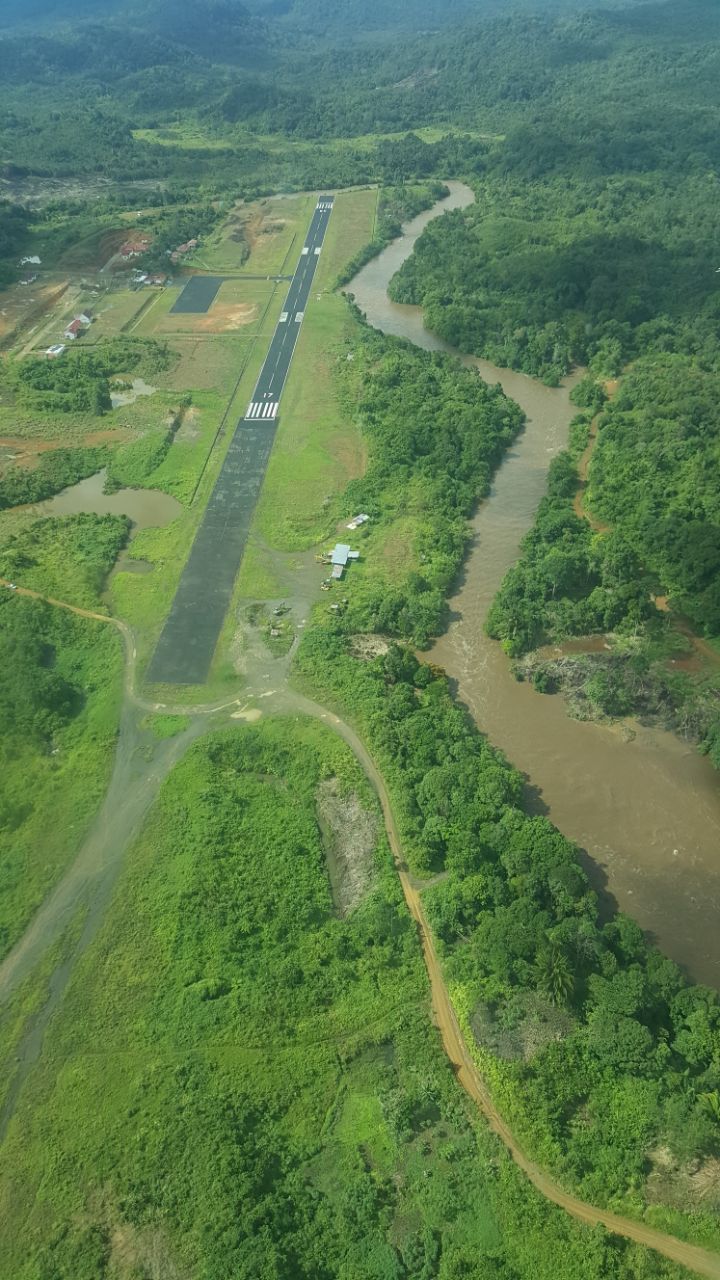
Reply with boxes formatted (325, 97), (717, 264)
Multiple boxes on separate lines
(0, 0), (655, 36)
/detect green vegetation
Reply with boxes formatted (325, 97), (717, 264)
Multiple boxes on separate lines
(0, 593), (121, 962)
(104, 422), (176, 493)
(0, 513), (128, 606)
(336, 181), (448, 287)
(140, 712), (190, 739)
(2, 0), (720, 1273)
(0, 445), (107, 510)
(0, 338), (172, 422)
(487, 361), (720, 762)
(296, 634), (720, 1242)
(327, 318), (522, 644)
(0, 719), (690, 1278)
(0, 202), (30, 287)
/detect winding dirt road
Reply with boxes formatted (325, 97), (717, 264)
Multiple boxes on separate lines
(3, 582), (720, 1277)
(295, 695), (720, 1280)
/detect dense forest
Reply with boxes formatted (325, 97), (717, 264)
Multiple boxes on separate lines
(293, 323), (720, 1238)
(487, 363), (720, 762)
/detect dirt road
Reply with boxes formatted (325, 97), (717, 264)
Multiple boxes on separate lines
(292, 692), (720, 1280)
(2, 584), (720, 1276)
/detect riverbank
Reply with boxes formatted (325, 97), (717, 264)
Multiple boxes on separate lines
(349, 183), (720, 986)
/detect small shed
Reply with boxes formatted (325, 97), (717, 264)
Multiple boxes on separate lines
(64, 319), (83, 340)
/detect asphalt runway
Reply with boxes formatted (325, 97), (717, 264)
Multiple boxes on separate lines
(147, 196), (335, 686)
(171, 276), (225, 314)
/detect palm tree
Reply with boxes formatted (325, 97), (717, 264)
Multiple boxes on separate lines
(536, 942), (575, 1006)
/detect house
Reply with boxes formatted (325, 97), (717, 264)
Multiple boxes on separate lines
(46, 344), (66, 359)
(346, 513), (369, 530)
(78, 311), (93, 325)
(145, 273), (168, 287)
(120, 236), (151, 260)
(170, 238), (199, 263)
(64, 319), (84, 340)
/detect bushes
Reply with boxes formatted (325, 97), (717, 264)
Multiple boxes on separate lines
(0, 513), (129, 606)
(330, 320), (523, 645)
(2, 338), (172, 418)
(0, 446), (107, 510)
(104, 425), (174, 492)
(297, 629), (720, 1218)
(292, 318), (720, 1230)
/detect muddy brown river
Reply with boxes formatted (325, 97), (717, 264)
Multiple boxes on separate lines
(349, 182), (720, 986)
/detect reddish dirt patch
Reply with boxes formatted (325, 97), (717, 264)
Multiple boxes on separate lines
(195, 303), (258, 332)
(83, 428), (133, 446)
(0, 437), (58, 472)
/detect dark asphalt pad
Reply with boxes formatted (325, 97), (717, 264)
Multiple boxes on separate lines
(171, 276), (224, 314)
(147, 419), (278, 686)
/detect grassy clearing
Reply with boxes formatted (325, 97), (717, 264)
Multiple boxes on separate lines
(0, 720), (496, 1273)
(243, 194), (315, 275)
(0, 915), (86, 1112)
(315, 187), (379, 289)
(191, 193), (314, 276)
(0, 595), (122, 962)
(144, 277), (280, 338)
(81, 289), (153, 341)
(252, 295), (366, 551)
(140, 713), (190, 739)
(131, 124), (235, 151)
(232, 538), (286, 600)
(153, 334), (250, 392)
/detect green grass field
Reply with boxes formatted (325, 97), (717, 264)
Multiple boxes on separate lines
(0, 597), (123, 963)
(191, 193), (315, 276)
(316, 187), (379, 289)
(0, 719), (537, 1276)
(251, 294), (366, 552)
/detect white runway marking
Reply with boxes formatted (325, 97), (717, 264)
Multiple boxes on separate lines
(301, 247), (309, 255)
(246, 402), (278, 420)
(314, 247), (321, 255)
(295, 311), (304, 322)
(280, 312), (288, 322)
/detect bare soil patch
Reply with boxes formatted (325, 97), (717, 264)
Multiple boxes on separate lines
(196, 303), (258, 332)
(471, 994), (576, 1062)
(317, 778), (378, 916)
(348, 634), (390, 661)
(647, 1147), (720, 1214)
(111, 1219), (189, 1279)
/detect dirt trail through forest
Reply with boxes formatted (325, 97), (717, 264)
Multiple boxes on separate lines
(291, 694), (720, 1280)
(4, 590), (720, 1275)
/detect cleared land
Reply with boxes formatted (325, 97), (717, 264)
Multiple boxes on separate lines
(192, 193), (314, 276)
